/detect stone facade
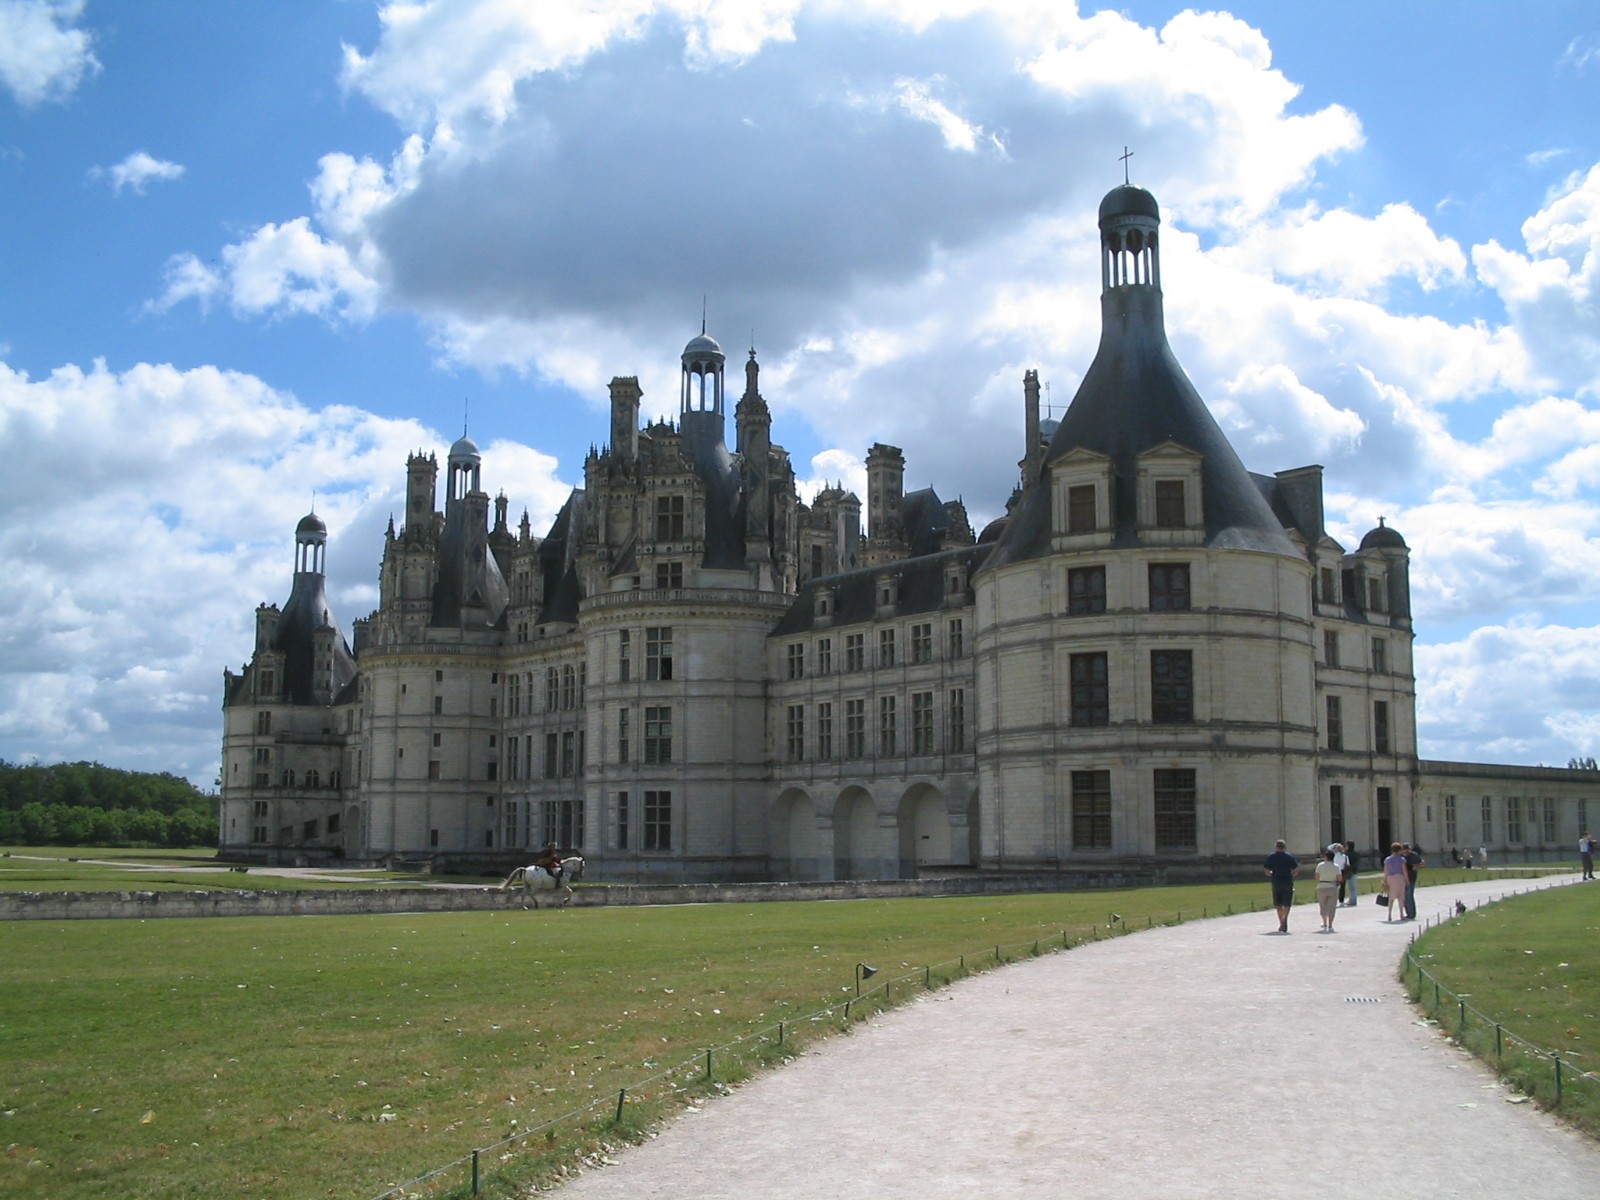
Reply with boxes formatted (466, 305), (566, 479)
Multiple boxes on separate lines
(219, 185), (1598, 880)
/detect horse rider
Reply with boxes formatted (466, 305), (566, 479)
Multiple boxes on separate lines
(533, 841), (564, 886)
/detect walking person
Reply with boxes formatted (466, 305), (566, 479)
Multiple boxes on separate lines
(1343, 840), (1360, 906)
(1329, 842), (1349, 906)
(1315, 848), (1342, 932)
(1581, 833), (1595, 881)
(1382, 842), (1408, 923)
(1403, 843), (1423, 920)
(1263, 839), (1299, 934)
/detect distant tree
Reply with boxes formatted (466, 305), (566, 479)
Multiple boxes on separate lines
(1569, 757), (1598, 770)
(0, 761), (214, 846)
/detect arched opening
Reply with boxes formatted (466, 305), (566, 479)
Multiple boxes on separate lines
(833, 787), (879, 881)
(768, 789), (820, 882)
(896, 784), (952, 878)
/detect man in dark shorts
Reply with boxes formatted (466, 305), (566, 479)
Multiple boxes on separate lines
(1263, 839), (1300, 933)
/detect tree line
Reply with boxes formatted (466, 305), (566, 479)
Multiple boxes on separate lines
(0, 760), (217, 848)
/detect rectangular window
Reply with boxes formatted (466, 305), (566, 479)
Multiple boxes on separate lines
(1378, 786), (1393, 832)
(507, 736), (519, 781)
(546, 667), (560, 711)
(1320, 567), (1337, 604)
(545, 732), (558, 779)
(486, 761), (498, 782)
(257, 710), (272, 736)
(542, 799), (584, 849)
(655, 494), (685, 541)
(787, 642), (805, 680)
(646, 626), (673, 681)
(503, 799), (523, 851)
(786, 705), (805, 762)
(434, 695), (443, 715)
(561, 665), (576, 710)
(1149, 563), (1191, 612)
(1326, 695), (1344, 752)
(879, 695), (897, 756)
(1070, 652), (1109, 727)
(845, 633), (865, 672)
(644, 706), (672, 765)
(1444, 794), (1457, 846)
(617, 709), (630, 763)
(879, 628), (896, 668)
(1371, 637), (1387, 673)
(1368, 576), (1386, 613)
(1154, 480), (1186, 527)
(1330, 785), (1345, 845)
(616, 791), (629, 851)
(948, 688), (966, 753)
(655, 561), (683, 589)
(643, 790), (672, 851)
(911, 622), (933, 664)
(1154, 768), (1197, 848)
(1067, 484), (1097, 533)
(428, 760), (441, 780)
(560, 731), (575, 778)
(1150, 650), (1193, 724)
(845, 698), (867, 758)
(508, 673), (521, 716)
(816, 702), (834, 760)
(619, 629), (631, 682)
(1072, 770), (1112, 849)
(1068, 566), (1106, 614)
(1481, 795), (1493, 844)
(1373, 701), (1390, 754)
(1323, 631), (1340, 668)
(948, 618), (964, 658)
(817, 637), (832, 675)
(1507, 796), (1523, 843)
(911, 691), (935, 755)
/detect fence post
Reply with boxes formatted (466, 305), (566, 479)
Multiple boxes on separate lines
(1495, 1023), (1503, 1057)
(615, 1088), (626, 1124)
(1554, 1054), (1563, 1105)
(471, 1149), (480, 1196)
(778, 1020), (785, 1047)
(705, 1049), (713, 1081)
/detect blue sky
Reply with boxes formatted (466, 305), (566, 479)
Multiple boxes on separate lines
(2, 0), (1599, 787)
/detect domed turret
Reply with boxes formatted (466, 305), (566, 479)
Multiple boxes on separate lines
(448, 433), (481, 464)
(295, 510), (327, 573)
(1359, 518), (1408, 551)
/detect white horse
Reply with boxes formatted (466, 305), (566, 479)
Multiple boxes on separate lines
(499, 856), (585, 908)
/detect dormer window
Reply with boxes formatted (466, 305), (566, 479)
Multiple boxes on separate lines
(655, 494), (685, 542)
(1051, 448), (1113, 545)
(1135, 442), (1202, 542)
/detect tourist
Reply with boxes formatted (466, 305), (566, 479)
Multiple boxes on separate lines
(1402, 843), (1423, 920)
(1343, 841), (1361, 906)
(1263, 839), (1299, 934)
(1382, 843), (1408, 923)
(1479, 843), (1489, 869)
(1329, 842), (1350, 905)
(1581, 833), (1595, 881)
(1461, 846), (1472, 870)
(1315, 848), (1342, 932)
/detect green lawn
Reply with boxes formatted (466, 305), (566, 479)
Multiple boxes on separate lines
(1406, 880), (1600, 1138)
(0, 851), (437, 893)
(0, 882), (1272, 1200)
(0, 867), (1586, 1200)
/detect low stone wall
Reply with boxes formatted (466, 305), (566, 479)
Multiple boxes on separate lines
(0, 869), (1160, 921)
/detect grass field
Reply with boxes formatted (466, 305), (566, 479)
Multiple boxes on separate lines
(0, 864), (1584, 1200)
(1405, 881), (1600, 1138)
(0, 850), (457, 893)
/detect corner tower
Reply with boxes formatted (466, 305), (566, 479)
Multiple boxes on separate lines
(973, 183), (1320, 869)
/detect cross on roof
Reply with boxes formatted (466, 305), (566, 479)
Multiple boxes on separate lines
(1119, 146), (1134, 185)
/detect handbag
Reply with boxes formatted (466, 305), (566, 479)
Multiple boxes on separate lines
(1375, 892), (1389, 905)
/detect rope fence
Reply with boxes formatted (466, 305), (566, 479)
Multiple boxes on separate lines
(1402, 877), (1597, 1129)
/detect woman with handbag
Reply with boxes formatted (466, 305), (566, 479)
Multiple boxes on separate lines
(1381, 842), (1408, 922)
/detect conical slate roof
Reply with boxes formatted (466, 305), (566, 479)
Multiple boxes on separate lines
(985, 186), (1297, 569)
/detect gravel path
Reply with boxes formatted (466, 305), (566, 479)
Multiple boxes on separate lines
(558, 875), (1600, 1199)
